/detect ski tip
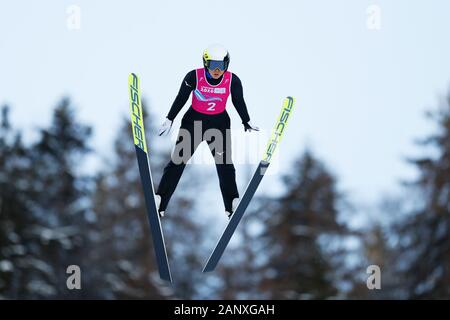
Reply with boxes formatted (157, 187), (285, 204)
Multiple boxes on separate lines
(129, 72), (137, 82)
(286, 96), (295, 104)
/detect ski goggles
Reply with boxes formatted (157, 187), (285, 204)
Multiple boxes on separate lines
(207, 60), (226, 71)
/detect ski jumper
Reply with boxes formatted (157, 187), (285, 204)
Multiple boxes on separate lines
(156, 68), (251, 213)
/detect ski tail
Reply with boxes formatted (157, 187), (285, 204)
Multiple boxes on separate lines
(128, 73), (172, 282)
(202, 96), (296, 272)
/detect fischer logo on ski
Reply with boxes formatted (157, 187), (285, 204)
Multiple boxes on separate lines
(203, 96), (296, 272)
(128, 73), (172, 282)
(129, 74), (147, 152)
(263, 97), (294, 163)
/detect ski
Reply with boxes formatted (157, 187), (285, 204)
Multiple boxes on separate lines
(128, 73), (172, 282)
(203, 96), (296, 272)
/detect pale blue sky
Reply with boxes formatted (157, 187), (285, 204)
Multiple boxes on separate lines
(1, 1), (450, 218)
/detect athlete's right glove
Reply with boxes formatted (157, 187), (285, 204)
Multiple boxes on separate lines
(243, 121), (260, 132)
(158, 118), (173, 136)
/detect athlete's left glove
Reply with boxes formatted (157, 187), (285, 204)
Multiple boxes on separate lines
(158, 118), (173, 136)
(243, 121), (259, 132)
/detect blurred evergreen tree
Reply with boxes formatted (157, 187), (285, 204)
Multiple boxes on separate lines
(256, 150), (348, 299)
(392, 94), (450, 298)
(212, 150), (350, 299)
(0, 99), (94, 298)
(0, 105), (33, 298)
(347, 222), (402, 299)
(28, 98), (93, 298)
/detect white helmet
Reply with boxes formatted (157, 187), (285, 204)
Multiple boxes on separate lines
(203, 44), (230, 71)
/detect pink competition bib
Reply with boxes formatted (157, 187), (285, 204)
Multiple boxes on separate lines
(191, 68), (232, 115)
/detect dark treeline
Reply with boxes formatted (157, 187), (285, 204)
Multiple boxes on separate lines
(0, 92), (449, 299)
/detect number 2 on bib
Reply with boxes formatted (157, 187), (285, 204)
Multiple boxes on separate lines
(207, 102), (216, 111)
